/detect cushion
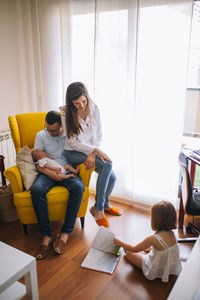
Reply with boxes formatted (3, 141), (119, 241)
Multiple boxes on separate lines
(16, 145), (38, 190)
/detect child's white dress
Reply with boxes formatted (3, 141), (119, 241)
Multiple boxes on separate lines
(142, 233), (182, 282)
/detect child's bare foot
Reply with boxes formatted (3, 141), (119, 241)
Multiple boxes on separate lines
(66, 174), (75, 179)
(60, 174), (75, 180)
(75, 166), (80, 174)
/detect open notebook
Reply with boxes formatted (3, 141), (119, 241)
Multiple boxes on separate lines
(81, 226), (121, 274)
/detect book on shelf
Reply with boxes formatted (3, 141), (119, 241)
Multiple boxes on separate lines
(81, 226), (121, 274)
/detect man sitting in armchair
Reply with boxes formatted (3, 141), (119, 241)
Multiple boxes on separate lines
(31, 110), (84, 259)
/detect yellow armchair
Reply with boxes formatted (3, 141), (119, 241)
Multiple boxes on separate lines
(4, 113), (93, 235)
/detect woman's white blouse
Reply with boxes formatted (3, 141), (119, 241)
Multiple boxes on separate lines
(61, 101), (102, 155)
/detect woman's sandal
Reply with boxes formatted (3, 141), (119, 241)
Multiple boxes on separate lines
(53, 234), (66, 255)
(89, 206), (109, 227)
(104, 206), (122, 216)
(35, 243), (52, 260)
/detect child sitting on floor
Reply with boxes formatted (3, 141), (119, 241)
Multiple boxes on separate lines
(114, 201), (182, 282)
(32, 149), (80, 180)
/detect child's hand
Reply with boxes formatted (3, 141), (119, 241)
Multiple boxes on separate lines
(113, 237), (123, 247)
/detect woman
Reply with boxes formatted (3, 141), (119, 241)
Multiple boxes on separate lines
(61, 82), (121, 227)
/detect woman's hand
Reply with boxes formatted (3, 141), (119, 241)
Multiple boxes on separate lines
(94, 148), (112, 164)
(84, 153), (96, 170)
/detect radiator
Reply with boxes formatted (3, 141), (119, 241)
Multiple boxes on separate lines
(0, 131), (16, 171)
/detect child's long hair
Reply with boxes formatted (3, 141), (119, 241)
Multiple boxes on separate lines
(65, 82), (91, 139)
(151, 201), (177, 232)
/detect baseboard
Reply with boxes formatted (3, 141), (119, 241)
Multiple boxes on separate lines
(89, 189), (151, 212)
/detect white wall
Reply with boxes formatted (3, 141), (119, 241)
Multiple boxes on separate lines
(184, 89), (200, 134)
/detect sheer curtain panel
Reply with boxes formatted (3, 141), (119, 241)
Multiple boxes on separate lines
(32, 0), (192, 206)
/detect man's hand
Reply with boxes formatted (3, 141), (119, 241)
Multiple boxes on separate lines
(47, 170), (63, 181)
(36, 165), (62, 181)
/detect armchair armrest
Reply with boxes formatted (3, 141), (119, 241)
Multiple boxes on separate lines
(78, 163), (94, 187)
(4, 164), (94, 192)
(4, 166), (24, 193)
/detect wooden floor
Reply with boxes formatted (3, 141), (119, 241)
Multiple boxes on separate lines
(0, 196), (196, 300)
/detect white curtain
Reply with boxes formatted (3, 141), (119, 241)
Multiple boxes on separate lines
(13, 0), (193, 205)
(0, 0), (38, 130)
(133, 0), (193, 204)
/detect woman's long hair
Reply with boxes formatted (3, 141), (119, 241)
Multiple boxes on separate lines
(65, 82), (91, 138)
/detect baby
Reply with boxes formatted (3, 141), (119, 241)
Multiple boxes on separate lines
(32, 149), (80, 180)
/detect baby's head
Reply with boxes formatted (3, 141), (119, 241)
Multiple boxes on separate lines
(151, 201), (177, 232)
(32, 149), (47, 161)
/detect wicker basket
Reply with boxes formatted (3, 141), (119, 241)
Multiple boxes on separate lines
(0, 185), (18, 222)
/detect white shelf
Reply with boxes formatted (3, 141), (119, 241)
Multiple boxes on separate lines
(0, 242), (39, 300)
(0, 281), (26, 300)
(168, 237), (200, 300)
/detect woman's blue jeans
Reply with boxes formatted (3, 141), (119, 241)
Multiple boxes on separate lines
(64, 150), (116, 211)
(31, 173), (84, 237)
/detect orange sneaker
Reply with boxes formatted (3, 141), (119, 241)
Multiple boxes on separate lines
(104, 206), (122, 216)
(89, 206), (109, 227)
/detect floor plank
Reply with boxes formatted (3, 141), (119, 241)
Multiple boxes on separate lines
(0, 197), (195, 300)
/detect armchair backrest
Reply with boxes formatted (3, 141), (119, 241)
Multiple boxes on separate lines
(9, 113), (47, 153)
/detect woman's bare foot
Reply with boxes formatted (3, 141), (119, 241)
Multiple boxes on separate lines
(90, 206), (105, 220)
(89, 206), (109, 227)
